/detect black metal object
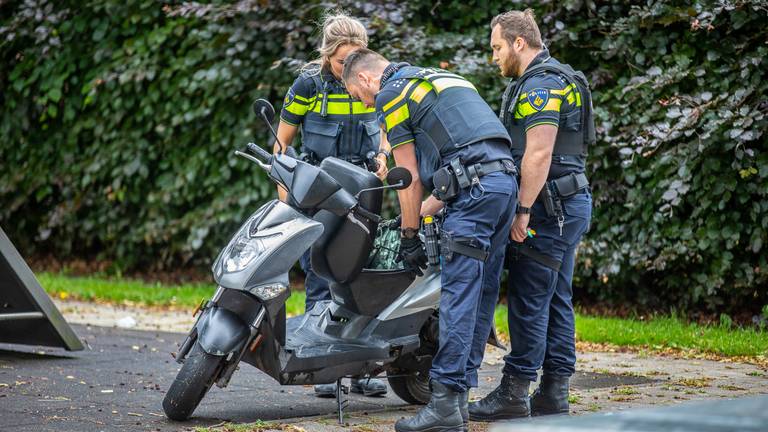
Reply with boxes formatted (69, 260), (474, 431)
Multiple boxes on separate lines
(335, 377), (349, 424)
(0, 227), (83, 351)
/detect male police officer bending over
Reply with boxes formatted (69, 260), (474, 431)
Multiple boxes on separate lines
(343, 49), (518, 432)
(468, 9), (594, 421)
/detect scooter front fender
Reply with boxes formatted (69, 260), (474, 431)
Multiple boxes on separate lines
(197, 307), (250, 356)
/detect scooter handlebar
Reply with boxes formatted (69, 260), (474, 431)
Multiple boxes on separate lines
(247, 142), (273, 164)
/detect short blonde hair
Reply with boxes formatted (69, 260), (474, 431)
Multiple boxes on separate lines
(491, 8), (543, 49)
(304, 11), (368, 73)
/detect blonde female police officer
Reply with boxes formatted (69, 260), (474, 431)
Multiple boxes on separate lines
(274, 12), (390, 398)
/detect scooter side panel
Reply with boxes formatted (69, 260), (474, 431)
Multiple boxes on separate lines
(376, 267), (441, 321)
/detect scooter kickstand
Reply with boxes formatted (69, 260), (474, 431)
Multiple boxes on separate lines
(336, 377), (349, 424)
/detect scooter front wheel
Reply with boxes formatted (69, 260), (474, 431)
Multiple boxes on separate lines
(387, 369), (431, 405)
(163, 342), (225, 421)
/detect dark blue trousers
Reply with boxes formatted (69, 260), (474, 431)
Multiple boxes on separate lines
(430, 172), (517, 392)
(300, 250), (330, 312)
(502, 192), (592, 381)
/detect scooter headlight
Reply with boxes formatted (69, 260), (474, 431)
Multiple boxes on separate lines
(251, 283), (288, 301)
(224, 232), (282, 273)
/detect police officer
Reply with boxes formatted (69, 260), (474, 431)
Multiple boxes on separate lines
(468, 9), (594, 420)
(275, 12), (389, 398)
(343, 49), (518, 432)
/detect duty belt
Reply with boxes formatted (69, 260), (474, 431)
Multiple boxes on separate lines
(432, 159), (517, 202)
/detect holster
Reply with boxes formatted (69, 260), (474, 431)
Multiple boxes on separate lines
(540, 182), (562, 218)
(440, 231), (488, 262)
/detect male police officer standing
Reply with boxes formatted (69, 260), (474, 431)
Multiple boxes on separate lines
(468, 10), (594, 421)
(343, 49), (518, 432)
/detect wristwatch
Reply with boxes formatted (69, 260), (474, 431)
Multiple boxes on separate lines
(377, 149), (391, 159)
(401, 227), (419, 239)
(516, 205), (531, 215)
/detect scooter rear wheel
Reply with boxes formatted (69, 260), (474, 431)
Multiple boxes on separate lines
(387, 369), (431, 405)
(163, 342), (224, 421)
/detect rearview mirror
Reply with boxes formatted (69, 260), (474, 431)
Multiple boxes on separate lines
(386, 167), (412, 190)
(252, 99), (275, 124)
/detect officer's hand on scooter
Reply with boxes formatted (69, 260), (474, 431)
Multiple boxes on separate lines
(374, 153), (389, 181)
(510, 213), (531, 243)
(397, 236), (428, 276)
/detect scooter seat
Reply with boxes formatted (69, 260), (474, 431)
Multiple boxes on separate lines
(310, 158), (383, 284)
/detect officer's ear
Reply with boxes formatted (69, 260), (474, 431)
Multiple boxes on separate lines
(356, 71), (369, 87)
(513, 36), (526, 52)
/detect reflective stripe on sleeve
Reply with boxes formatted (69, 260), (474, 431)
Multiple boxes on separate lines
(382, 79), (418, 112)
(515, 97), (562, 119)
(284, 101), (310, 116)
(384, 103), (410, 131)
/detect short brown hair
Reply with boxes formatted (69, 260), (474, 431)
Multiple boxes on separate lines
(491, 8), (543, 49)
(341, 48), (388, 84)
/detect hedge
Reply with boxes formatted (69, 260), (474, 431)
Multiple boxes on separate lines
(1, 0), (766, 314)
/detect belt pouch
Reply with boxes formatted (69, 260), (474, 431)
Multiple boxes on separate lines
(432, 166), (459, 201)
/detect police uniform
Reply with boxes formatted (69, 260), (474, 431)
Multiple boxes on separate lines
(280, 65), (381, 311)
(501, 50), (593, 384)
(376, 63), (518, 394)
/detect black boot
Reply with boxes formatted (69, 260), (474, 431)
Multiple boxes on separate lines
(395, 381), (464, 432)
(531, 374), (570, 416)
(460, 391), (468, 432)
(468, 374), (530, 421)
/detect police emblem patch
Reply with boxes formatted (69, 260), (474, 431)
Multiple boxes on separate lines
(284, 88), (295, 106)
(527, 88), (549, 111)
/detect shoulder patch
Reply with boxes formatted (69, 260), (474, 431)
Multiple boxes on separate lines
(284, 88), (295, 106)
(527, 88), (549, 111)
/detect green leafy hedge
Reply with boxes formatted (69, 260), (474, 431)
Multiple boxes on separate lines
(1, 0), (766, 314)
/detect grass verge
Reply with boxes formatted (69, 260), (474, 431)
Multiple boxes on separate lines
(41, 272), (768, 358)
(494, 306), (768, 358)
(38, 272), (305, 316)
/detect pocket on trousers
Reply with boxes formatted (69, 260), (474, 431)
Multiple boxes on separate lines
(526, 236), (554, 256)
(563, 193), (592, 234)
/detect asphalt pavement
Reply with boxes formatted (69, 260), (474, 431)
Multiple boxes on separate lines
(0, 324), (656, 431)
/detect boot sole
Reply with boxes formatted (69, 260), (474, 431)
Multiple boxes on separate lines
(468, 412), (530, 422)
(531, 409), (569, 416)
